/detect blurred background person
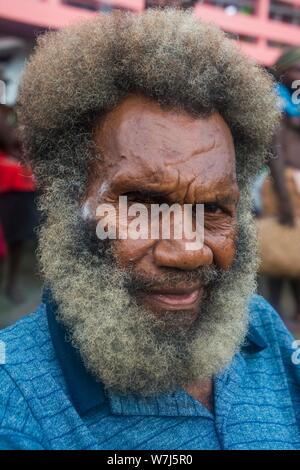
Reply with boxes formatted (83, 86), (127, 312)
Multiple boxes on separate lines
(0, 105), (38, 304)
(257, 48), (300, 327)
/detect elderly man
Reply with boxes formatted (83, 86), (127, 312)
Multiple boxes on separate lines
(0, 10), (299, 450)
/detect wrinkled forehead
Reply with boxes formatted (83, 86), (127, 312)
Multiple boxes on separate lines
(91, 95), (237, 196)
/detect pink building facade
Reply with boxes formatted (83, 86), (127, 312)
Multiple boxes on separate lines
(1, 0), (300, 65)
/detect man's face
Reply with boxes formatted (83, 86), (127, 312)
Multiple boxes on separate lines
(83, 95), (239, 323)
(39, 95), (254, 395)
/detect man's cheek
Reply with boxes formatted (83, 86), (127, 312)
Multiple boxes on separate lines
(204, 229), (237, 269)
(111, 239), (155, 267)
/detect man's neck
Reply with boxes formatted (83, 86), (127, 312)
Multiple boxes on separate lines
(184, 378), (214, 412)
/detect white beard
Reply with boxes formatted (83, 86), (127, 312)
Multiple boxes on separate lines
(38, 183), (257, 396)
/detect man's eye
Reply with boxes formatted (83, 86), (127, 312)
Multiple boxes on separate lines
(204, 203), (222, 214)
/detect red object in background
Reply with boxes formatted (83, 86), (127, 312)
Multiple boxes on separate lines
(0, 152), (35, 194)
(0, 224), (7, 259)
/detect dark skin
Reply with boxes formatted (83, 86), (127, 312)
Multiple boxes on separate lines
(83, 95), (240, 409)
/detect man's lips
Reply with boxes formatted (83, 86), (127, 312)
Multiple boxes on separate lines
(137, 286), (203, 311)
(150, 290), (200, 306)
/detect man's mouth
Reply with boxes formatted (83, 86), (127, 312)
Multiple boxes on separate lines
(137, 286), (203, 312)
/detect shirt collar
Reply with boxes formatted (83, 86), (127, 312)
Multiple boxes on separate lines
(44, 288), (267, 417)
(243, 323), (267, 352)
(44, 288), (107, 416)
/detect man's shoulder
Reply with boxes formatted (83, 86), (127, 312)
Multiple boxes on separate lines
(0, 303), (51, 363)
(248, 294), (292, 342)
(247, 295), (300, 373)
(0, 305), (56, 449)
(0, 303), (58, 392)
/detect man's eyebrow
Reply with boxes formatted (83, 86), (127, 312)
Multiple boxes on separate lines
(216, 192), (239, 204)
(119, 190), (239, 208)
(121, 189), (170, 201)
(195, 189), (239, 206)
(215, 191), (239, 206)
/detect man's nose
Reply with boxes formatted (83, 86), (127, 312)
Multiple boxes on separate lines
(152, 239), (213, 270)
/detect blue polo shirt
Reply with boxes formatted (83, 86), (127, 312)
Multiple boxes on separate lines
(0, 293), (300, 450)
